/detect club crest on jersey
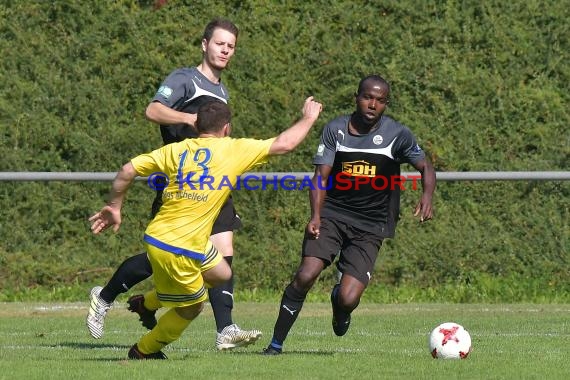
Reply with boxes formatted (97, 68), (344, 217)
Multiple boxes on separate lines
(316, 144), (325, 156)
(157, 85), (173, 99)
(373, 135), (383, 145)
(342, 160), (376, 177)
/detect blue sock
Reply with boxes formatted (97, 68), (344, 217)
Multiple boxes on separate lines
(270, 338), (283, 351)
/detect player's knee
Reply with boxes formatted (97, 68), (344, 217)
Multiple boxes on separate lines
(339, 295), (360, 312)
(175, 302), (204, 320)
(203, 261), (232, 287)
(221, 266), (232, 282)
(294, 257), (325, 285)
(337, 288), (361, 312)
(293, 270), (320, 291)
(217, 260), (232, 281)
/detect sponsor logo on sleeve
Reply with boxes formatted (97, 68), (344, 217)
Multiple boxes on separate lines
(157, 85), (173, 99)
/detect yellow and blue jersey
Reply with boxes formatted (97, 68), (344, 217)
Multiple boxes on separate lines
(131, 136), (275, 260)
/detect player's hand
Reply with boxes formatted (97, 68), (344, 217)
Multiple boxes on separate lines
(302, 96), (323, 122)
(185, 113), (198, 129)
(89, 205), (122, 234)
(413, 195), (433, 223)
(306, 218), (321, 239)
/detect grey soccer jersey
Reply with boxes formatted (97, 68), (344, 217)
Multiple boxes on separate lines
(313, 115), (425, 237)
(151, 67), (230, 144)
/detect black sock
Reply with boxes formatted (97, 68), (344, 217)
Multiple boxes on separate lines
(271, 283), (307, 346)
(209, 256), (234, 333)
(99, 252), (152, 304)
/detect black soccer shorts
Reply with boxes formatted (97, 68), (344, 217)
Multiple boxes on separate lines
(302, 217), (383, 285)
(211, 196), (243, 235)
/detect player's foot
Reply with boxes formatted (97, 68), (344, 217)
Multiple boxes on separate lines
(216, 324), (262, 351)
(86, 286), (112, 339)
(127, 344), (167, 360)
(127, 294), (157, 330)
(331, 284), (351, 336)
(262, 345), (282, 355)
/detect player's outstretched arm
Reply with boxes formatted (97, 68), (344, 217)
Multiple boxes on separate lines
(269, 96), (322, 155)
(88, 162), (138, 234)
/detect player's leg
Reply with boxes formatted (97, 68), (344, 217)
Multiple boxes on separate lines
(331, 224), (382, 336)
(207, 199), (262, 350)
(207, 199), (240, 332)
(127, 241), (225, 333)
(330, 274), (365, 337)
(263, 218), (341, 355)
(207, 230), (235, 331)
(100, 252), (153, 303)
(129, 243), (218, 359)
(129, 303), (204, 360)
(201, 244), (232, 288)
(263, 256), (326, 355)
(87, 192), (161, 339)
(114, 190), (161, 306)
(202, 230), (262, 350)
(86, 252), (152, 339)
(117, 190), (162, 308)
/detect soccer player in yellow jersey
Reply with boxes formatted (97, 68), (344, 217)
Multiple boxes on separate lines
(89, 97), (322, 359)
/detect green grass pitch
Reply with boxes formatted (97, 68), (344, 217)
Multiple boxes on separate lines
(0, 302), (568, 379)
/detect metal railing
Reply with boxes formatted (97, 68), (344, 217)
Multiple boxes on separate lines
(0, 171), (569, 182)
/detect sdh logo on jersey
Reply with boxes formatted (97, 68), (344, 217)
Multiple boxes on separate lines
(342, 160), (376, 177)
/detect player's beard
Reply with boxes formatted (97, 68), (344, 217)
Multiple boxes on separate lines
(207, 54), (230, 72)
(359, 112), (381, 128)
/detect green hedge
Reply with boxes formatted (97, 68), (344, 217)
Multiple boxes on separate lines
(0, 0), (568, 301)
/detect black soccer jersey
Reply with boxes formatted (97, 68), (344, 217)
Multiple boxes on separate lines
(313, 114), (425, 237)
(151, 67), (230, 144)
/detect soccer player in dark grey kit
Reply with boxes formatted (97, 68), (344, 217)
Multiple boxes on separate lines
(87, 18), (262, 350)
(263, 74), (436, 354)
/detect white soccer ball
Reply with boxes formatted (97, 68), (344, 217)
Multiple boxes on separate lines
(429, 322), (472, 359)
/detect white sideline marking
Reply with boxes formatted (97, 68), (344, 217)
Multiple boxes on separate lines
(33, 305), (86, 311)
(401, 306), (570, 313)
(0, 329), (138, 337)
(2, 345), (127, 351)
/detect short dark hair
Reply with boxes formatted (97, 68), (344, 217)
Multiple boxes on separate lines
(202, 18), (239, 41)
(196, 101), (232, 133)
(357, 75), (390, 95)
